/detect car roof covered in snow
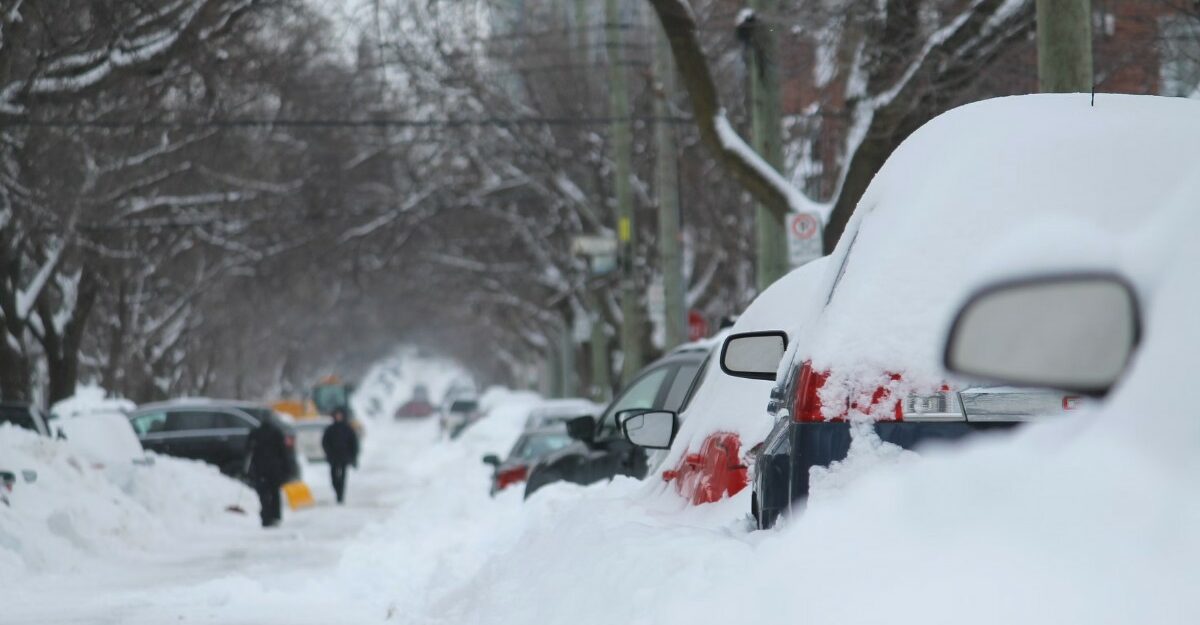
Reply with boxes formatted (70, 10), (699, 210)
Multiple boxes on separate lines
(792, 93), (1200, 391)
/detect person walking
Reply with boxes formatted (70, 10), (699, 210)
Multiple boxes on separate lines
(322, 407), (359, 504)
(246, 421), (290, 528)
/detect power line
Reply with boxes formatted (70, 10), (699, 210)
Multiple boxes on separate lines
(4, 115), (694, 130)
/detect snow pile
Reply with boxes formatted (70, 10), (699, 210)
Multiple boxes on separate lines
(49, 383), (136, 419)
(0, 424), (254, 583)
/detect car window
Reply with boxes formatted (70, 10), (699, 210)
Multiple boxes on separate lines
(678, 355), (713, 414)
(131, 411), (167, 435)
(0, 406), (37, 432)
(597, 365), (673, 437)
(214, 411), (254, 430)
(663, 362), (701, 412)
(165, 411), (218, 432)
(511, 432), (573, 461)
(450, 400), (478, 413)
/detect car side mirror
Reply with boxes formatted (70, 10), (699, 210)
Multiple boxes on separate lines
(944, 273), (1140, 397)
(720, 331), (788, 381)
(482, 454), (500, 467)
(621, 410), (679, 450)
(565, 415), (596, 443)
(21, 470), (37, 484)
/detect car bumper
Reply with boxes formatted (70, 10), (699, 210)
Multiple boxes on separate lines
(764, 420), (1019, 519)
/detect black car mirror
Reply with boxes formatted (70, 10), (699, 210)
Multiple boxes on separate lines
(482, 454), (500, 467)
(720, 331), (788, 381)
(565, 415), (596, 443)
(945, 273), (1140, 397)
(621, 410), (679, 450)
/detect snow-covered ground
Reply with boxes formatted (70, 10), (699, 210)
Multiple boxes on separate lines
(5, 380), (1199, 624)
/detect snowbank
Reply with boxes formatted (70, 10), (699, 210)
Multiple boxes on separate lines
(0, 424), (255, 583)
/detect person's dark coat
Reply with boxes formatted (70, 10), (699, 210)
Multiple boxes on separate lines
(247, 424), (290, 487)
(322, 420), (359, 467)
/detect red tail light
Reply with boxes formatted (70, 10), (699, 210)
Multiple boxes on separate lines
(792, 361), (827, 422)
(284, 435), (295, 448)
(1063, 396), (1081, 410)
(496, 465), (529, 490)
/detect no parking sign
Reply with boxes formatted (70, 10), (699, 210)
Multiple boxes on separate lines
(787, 212), (823, 267)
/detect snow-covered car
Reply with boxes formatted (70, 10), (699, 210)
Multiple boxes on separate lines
(521, 398), (602, 430)
(0, 402), (52, 437)
(440, 397), (483, 439)
(524, 343), (710, 498)
(713, 94), (1200, 528)
(483, 425), (575, 495)
(48, 392), (150, 473)
(620, 257), (830, 506)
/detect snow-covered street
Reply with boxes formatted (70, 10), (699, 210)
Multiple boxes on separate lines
(4, 388), (542, 624)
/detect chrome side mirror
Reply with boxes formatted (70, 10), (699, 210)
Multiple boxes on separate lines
(944, 273), (1140, 397)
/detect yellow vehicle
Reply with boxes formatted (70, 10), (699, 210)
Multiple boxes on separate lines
(273, 376), (354, 421)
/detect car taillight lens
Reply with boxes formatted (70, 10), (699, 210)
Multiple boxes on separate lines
(496, 465), (529, 490)
(1063, 396), (1081, 410)
(284, 435), (295, 448)
(791, 361), (827, 423)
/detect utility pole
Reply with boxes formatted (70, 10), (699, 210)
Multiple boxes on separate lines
(1036, 0), (1093, 93)
(559, 320), (576, 397)
(740, 1), (789, 292)
(585, 290), (612, 402)
(607, 0), (643, 384)
(654, 24), (686, 350)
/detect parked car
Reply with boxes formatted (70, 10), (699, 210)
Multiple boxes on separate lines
(395, 385), (436, 419)
(712, 94), (1200, 528)
(523, 344), (710, 498)
(521, 398), (602, 430)
(483, 425), (575, 495)
(127, 398), (300, 479)
(49, 403), (152, 475)
(0, 401), (52, 437)
(440, 397), (483, 439)
(619, 257), (830, 507)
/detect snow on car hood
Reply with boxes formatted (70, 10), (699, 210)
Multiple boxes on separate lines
(797, 93), (1200, 395)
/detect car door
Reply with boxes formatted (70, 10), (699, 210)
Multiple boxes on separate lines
(161, 410), (220, 464)
(130, 411), (171, 455)
(590, 363), (681, 481)
(210, 409), (257, 473)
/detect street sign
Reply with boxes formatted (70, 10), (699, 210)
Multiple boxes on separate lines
(687, 310), (708, 342)
(787, 212), (824, 267)
(571, 234), (618, 257)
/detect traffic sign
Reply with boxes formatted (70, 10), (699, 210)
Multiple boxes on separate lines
(787, 212), (823, 267)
